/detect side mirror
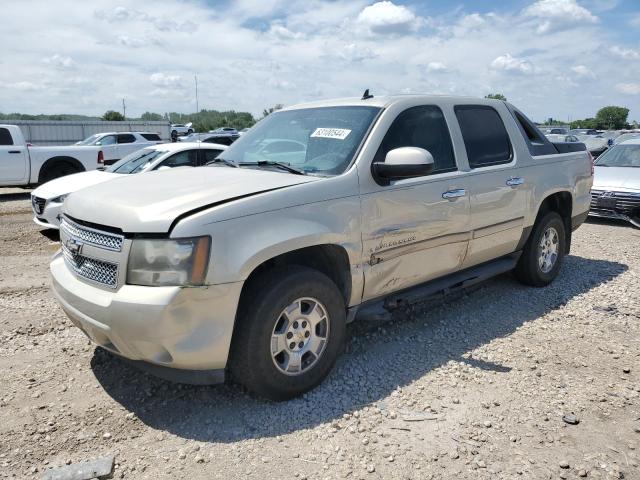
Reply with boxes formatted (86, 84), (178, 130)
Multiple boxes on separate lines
(372, 147), (435, 182)
(95, 142), (102, 146)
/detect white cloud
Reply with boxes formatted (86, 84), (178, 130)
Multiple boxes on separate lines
(337, 43), (377, 62)
(523, 0), (598, 33)
(356, 1), (422, 34)
(629, 13), (640, 27)
(149, 73), (182, 87)
(42, 54), (75, 69)
(609, 45), (640, 60)
(426, 62), (448, 72)
(571, 64), (595, 78)
(268, 24), (303, 40)
(5, 81), (44, 91)
(616, 83), (640, 95)
(491, 54), (534, 74)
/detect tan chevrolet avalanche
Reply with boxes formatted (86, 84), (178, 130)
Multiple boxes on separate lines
(50, 94), (593, 400)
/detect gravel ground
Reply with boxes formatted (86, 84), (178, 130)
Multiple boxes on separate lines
(1, 187), (639, 480)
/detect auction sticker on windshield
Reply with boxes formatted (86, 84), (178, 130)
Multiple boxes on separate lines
(311, 128), (351, 140)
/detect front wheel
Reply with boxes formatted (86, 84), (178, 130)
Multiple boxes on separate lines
(515, 211), (566, 287)
(230, 266), (346, 401)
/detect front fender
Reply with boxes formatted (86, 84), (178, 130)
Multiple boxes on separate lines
(211, 198), (362, 283)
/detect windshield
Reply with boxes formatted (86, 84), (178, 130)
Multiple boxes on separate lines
(77, 134), (102, 145)
(220, 106), (381, 176)
(595, 144), (640, 168)
(106, 148), (167, 174)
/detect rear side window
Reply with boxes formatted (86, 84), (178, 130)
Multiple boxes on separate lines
(374, 105), (457, 174)
(0, 128), (14, 145)
(117, 134), (136, 144)
(509, 107), (557, 156)
(201, 149), (224, 164)
(157, 150), (198, 169)
(141, 133), (161, 141)
(455, 106), (512, 168)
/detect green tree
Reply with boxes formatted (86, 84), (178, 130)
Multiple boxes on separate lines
(595, 106), (629, 130)
(570, 118), (598, 130)
(485, 93), (507, 101)
(102, 110), (125, 121)
(140, 111), (163, 121)
(262, 104), (284, 118)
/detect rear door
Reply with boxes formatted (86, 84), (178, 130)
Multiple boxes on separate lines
(454, 105), (526, 268)
(98, 135), (117, 164)
(0, 127), (28, 184)
(360, 104), (471, 301)
(116, 133), (138, 159)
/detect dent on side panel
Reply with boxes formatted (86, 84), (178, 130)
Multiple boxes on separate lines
(202, 196), (364, 305)
(360, 187), (470, 301)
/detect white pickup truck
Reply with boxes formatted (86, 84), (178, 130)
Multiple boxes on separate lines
(0, 125), (104, 187)
(51, 95), (592, 400)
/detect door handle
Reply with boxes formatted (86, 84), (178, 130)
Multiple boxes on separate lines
(442, 189), (467, 200)
(8, 150), (21, 154)
(506, 177), (524, 187)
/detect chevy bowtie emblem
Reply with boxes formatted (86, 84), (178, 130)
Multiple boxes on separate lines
(65, 238), (84, 255)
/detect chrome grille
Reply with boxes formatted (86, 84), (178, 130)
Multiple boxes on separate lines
(590, 189), (640, 214)
(62, 248), (118, 288)
(60, 217), (124, 252)
(31, 196), (46, 215)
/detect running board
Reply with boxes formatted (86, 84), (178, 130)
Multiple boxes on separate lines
(352, 252), (521, 322)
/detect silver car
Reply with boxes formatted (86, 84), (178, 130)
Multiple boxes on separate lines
(590, 139), (640, 228)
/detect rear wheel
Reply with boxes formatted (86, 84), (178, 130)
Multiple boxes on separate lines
(515, 211), (566, 287)
(40, 163), (80, 184)
(230, 266), (346, 401)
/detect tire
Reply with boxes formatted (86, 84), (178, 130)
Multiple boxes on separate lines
(187, 129), (193, 135)
(230, 266), (346, 401)
(40, 163), (79, 184)
(515, 211), (566, 287)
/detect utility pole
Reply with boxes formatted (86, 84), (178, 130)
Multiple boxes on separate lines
(122, 98), (126, 120)
(194, 74), (199, 114)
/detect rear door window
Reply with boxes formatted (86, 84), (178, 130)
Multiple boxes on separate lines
(454, 106), (512, 168)
(201, 149), (224, 164)
(141, 133), (161, 141)
(374, 105), (457, 174)
(156, 150), (198, 169)
(117, 134), (136, 144)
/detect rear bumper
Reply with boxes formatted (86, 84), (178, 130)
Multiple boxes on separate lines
(50, 252), (244, 374)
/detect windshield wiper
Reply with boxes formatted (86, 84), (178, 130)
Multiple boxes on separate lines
(206, 157), (238, 168)
(240, 161), (306, 175)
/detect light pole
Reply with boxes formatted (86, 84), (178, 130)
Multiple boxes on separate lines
(194, 74), (199, 114)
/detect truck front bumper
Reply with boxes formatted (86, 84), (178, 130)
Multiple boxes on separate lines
(50, 252), (243, 381)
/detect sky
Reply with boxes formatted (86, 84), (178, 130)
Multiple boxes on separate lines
(1, 0), (639, 122)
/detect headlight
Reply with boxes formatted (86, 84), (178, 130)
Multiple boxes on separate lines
(127, 236), (211, 286)
(50, 194), (69, 203)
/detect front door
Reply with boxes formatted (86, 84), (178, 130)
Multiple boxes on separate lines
(0, 127), (28, 184)
(359, 105), (471, 302)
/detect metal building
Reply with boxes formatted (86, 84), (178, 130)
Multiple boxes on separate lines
(7, 120), (171, 146)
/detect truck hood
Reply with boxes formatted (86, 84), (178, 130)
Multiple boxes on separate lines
(64, 166), (318, 232)
(593, 166), (640, 191)
(32, 170), (120, 199)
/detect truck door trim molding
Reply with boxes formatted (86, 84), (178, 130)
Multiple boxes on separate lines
(472, 216), (525, 239)
(369, 231), (471, 265)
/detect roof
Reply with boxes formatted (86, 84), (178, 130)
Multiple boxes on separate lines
(284, 94), (505, 111)
(143, 142), (228, 152)
(617, 138), (640, 145)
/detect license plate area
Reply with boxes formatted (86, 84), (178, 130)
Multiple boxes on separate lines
(598, 197), (617, 209)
